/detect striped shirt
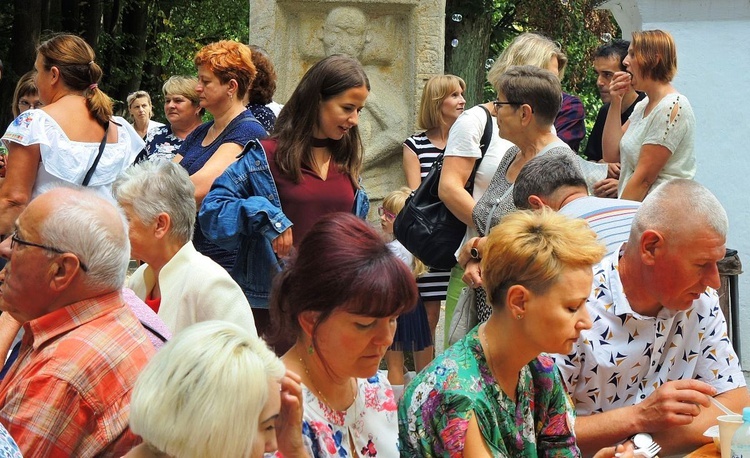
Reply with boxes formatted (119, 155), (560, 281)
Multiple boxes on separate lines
(558, 196), (640, 256)
(0, 291), (156, 457)
(403, 132), (443, 178)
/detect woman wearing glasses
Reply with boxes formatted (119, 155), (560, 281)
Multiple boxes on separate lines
(11, 71), (42, 117)
(0, 34), (143, 237)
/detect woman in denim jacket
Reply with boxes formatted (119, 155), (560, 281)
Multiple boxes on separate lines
(199, 55), (370, 338)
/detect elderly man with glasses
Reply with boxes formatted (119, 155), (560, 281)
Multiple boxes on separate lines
(0, 187), (156, 457)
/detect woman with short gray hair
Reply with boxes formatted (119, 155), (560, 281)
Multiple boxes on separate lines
(113, 160), (256, 334)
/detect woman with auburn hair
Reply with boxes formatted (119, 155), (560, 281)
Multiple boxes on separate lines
(127, 90), (164, 139)
(603, 29), (695, 201)
(138, 76), (203, 163)
(199, 54), (370, 332)
(402, 73), (465, 362)
(174, 40), (267, 270)
(126, 320), (308, 458)
(11, 71), (42, 118)
(400, 209), (633, 458)
(269, 212), (417, 458)
(245, 45), (279, 134)
(0, 33), (142, 236)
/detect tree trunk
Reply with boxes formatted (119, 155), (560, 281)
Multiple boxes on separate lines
(443, 0), (494, 107)
(82, 0), (104, 47)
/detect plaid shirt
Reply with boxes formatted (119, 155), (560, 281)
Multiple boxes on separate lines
(554, 92), (586, 153)
(0, 291), (156, 457)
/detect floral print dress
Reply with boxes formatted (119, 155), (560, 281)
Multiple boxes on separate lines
(398, 325), (580, 457)
(278, 371), (399, 458)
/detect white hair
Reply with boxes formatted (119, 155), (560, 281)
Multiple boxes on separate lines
(129, 321), (285, 458)
(113, 161), (196, 244)
(39, 187), (130, 290)
(629, 179), (728, 244)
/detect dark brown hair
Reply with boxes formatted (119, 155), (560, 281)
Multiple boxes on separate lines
(272, 54), (369, 185)
(246, 45), (277, 105)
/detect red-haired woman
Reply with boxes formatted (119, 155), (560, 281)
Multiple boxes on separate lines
(174, 40), (267, 269)
(269, 212), (417, 458)
(602, 29), (695, 201)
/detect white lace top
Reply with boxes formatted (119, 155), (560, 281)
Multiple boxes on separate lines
(2, 110), (144, 200)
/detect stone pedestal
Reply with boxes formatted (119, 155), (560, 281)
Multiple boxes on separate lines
(599, 0), (750, 375)
(249, 0), (446, 213)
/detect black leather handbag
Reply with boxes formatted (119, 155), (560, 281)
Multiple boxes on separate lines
(394, 106), (493, 269)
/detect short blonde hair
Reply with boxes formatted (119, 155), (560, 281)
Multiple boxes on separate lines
(481, 209), (605, 307)
(382, 187), (427, 277)
(162, 75), (200, 106)
(487, 32), (566, 85)
(129, 321), (285, 458)
(417, 74), (466, 130)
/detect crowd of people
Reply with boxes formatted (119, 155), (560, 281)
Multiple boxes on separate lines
(0, 24), (744, 458)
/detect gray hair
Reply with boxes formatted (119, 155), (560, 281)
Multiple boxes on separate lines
(39, 188), (130, 290)
(513, 152), (587, 209)
(493, 65), (562, 126)
(629, 179), (728, 244)
(113, 161), (196, 244)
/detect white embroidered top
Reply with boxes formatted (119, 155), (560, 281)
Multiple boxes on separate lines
(2, 110), (143, 200)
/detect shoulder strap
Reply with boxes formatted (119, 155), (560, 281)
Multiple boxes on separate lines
(464, 105), (493, 191)
(82, 122), (110, 187)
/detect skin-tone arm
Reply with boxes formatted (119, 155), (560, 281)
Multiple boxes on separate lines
(602, 71), (632, 163)
(619, 144), (671, 201)
(189, 142), (243, 206)
(0, 312), (22, 361)
(275, 370), (311, 458)
(438, 156), (478, 228)
(574, 379), (717, 456)
(463, 412), (493, 457)
(402, 145), (422, 190)
(0, 143), (41, 236)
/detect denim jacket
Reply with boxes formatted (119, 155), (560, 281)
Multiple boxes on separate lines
(198, 139), (370, 308)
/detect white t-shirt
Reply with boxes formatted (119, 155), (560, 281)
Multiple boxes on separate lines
(2, 110), (144, 200)
(619, 93), (695, 197)
(444, 105), (514, 250)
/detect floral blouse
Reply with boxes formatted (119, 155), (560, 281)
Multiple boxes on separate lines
(277, 371), (399, 458)
(398, 326), (580, 457)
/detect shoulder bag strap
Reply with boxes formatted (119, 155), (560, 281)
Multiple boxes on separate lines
(82, 122), (110, 187)
(465, 105), (493, 191)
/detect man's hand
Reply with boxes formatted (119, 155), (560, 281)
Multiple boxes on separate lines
(593, 178), (619, 198)
(634, 379), (715, 432)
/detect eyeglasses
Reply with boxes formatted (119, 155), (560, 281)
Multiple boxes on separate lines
(10, 231), (88, 272)
(18, 100), (43, 110)
(493, 99), (534, 113)
(377, 206), (397, 220)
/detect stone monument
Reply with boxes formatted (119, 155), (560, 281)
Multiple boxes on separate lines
(249, 0), (446, 213)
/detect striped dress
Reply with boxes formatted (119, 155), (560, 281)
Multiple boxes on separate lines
(403, 132), (449, 302)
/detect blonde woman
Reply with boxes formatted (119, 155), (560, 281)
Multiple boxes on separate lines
(402, 74), (465, 356)
(127, 90), (164, 139)
(126, 321), (307, 458)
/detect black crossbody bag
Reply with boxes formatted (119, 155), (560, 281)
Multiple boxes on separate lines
(394, 106), (493, 269)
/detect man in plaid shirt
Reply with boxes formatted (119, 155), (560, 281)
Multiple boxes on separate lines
(0, 187), (156, 457)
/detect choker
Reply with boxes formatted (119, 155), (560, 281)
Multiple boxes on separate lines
(311, 137), (336, 148)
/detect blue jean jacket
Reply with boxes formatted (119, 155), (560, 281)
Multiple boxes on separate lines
(198, 139), (370, 308)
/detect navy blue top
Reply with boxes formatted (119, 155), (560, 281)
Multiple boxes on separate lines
(179, 110), (266, 270)
(246, 103), (276, 134)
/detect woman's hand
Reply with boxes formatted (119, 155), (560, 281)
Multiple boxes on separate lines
(276, 370), (310, 458)
(461, 260), (483, 288)
(606, 162), (621, 179)
(272, 227), (294, 258)
(593, 443), (635, 458)
(609, 72), (632, 102)
(593, 178), (619, 198)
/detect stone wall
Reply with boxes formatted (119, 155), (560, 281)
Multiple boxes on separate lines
(249, 0), (446, 216)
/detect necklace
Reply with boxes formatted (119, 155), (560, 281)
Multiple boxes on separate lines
(311, 137), (335, 148)
(298, 351), (356, 410)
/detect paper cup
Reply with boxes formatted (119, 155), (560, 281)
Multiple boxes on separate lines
(718, 414), (743, 458)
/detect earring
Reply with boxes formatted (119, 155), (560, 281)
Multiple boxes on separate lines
(516, 314), (523, 320)
(307, 345), (314, 355)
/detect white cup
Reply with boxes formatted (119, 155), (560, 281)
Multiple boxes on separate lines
(718, 414), (743, 458)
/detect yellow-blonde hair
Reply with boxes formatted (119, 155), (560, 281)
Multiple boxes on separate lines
(487, 32), (567, 86)
(417, 74), (466, 131)
(481, 208), (605, 307)
(382, 187), (428, 277)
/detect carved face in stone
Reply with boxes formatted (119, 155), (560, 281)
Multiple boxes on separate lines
(322, 7), (370, 58)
